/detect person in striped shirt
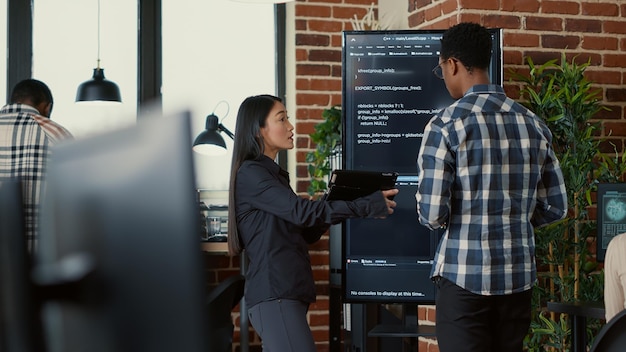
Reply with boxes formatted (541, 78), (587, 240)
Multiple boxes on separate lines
(0, 79), (73, 252)
(416, 23), (567, 352)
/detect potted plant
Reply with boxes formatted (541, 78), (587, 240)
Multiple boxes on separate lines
(512, 53), (626, 350)
(305, 105), (342, 197)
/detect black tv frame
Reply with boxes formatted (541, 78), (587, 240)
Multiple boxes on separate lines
(596, 183), (626, 262)
(340, 28), (503, 304)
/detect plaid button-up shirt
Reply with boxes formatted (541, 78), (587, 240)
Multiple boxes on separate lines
(0, 104), (73, 252)
(416, 85), (567, 295)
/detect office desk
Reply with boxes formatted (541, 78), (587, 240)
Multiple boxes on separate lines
(547, 301), (605, 352)
(201, 242), (228, 253)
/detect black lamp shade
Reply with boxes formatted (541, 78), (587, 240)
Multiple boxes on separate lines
(76, 68), (122, 103)
(192, 114), (228, 155)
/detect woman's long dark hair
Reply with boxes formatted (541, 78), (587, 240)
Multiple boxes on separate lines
(227, 94), (282, 255)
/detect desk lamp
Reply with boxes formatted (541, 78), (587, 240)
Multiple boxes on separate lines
(192, 113), (234, 156)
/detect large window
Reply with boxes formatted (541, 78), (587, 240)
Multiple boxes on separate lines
(26, 1), (276, 190)
(0, 0), (7, 102)
(163, 1), (276, 190)
(32, 0), (138, 137)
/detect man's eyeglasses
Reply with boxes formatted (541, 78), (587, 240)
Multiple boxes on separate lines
(432, 62), (444, 80)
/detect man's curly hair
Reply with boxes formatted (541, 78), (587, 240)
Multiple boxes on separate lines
(440, 22), (492, 72)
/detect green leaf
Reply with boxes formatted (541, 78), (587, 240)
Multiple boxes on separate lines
(306, 105), (342, 196)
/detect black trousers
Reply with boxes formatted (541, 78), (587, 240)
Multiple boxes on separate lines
(248, 299), (316, 352)
(435, 277), (532, 352)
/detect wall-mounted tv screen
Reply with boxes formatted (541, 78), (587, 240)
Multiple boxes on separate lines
(596, 183), (626, 262)
(341, 29), (503, 303)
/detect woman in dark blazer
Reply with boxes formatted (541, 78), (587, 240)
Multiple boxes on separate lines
(226, 94), (397, 351)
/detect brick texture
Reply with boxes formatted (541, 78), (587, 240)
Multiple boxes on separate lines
(211, 1), (626, 351)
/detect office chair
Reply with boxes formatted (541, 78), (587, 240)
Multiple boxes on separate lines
(589, 309), (626, 352)
(0, 179), (46, 352)
(205, 274), (245, 352)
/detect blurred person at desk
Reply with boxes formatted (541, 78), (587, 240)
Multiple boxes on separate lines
(415, 23), (567, 352)
(604, 232), (626, 322)
(226, 94), (398, 352)
(0, 79), (73, 252)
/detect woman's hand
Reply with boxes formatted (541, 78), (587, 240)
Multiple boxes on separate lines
(382, 188), (399, 215)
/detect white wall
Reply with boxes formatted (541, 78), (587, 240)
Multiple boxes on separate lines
(379, 0), (409, 29)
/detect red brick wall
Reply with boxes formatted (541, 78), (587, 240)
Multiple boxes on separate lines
(213, 1), (626, 351)
(407, 0), (626, 155)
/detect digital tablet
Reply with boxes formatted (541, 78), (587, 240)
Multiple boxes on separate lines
(325, 170), (398, 201)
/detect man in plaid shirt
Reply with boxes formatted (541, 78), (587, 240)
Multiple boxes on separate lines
(0, 79), (73, 253)
(416, 23), (567, 352)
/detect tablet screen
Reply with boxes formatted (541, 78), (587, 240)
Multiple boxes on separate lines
(326, 170), (398, 201)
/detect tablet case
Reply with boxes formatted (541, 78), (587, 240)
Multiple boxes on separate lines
(325, 170), (398, 201)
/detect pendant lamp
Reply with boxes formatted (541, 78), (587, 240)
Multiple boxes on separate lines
(76, 0), (121, 103)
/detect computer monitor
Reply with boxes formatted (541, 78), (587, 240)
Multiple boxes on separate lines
(596, 183), (626, 262)
(341, 29), (503, 303)
(35, 111), (207, 352)
(0, 179), (46, 352)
